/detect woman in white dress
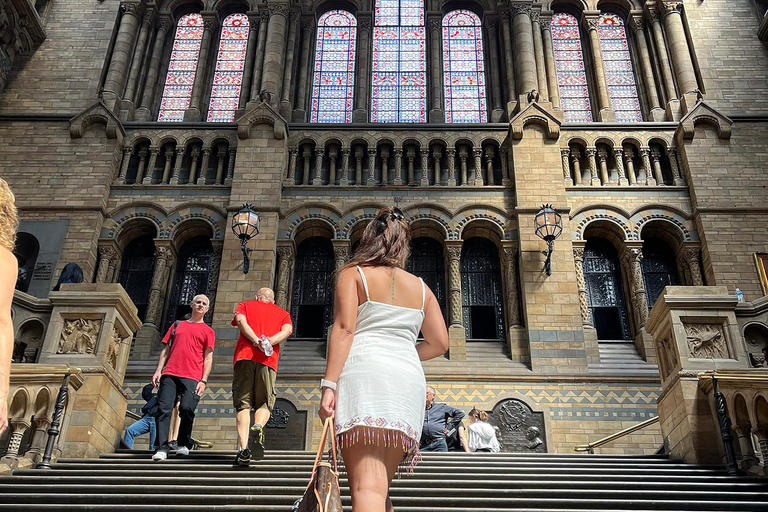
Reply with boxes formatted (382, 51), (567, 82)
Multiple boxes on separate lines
(467, 408), (501, 453)
(319, 207), (449, 512)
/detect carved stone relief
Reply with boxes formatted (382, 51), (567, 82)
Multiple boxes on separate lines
(107, 327), (125, 369)
(58, 319), (101, 355)
(684, 323), (730, 359)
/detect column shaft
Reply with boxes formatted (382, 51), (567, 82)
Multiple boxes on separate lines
(280, 12), (300, 115)
(500, 11), (516, 104)
(486, 18), (504, 111)
(511, 3), (537, 97)
(661, 2), (698, 97)
(649, 8), (677, 102)
(249, 11), (270, 102)
(531, 12), (549, 101)
(630, 16), (661, 111)
(541, 16), (560, 109)
(137, 17), (171, 120)
(124, 10), (154, 105)
(573, 248), (590, 327)
(185, 13), (218, 120)
(503, 247), (521, 327)
(260, 6), (288, 107)
(144, 245), (173, 326)
(102, 2), (142, 108)
(429, 16), (444, 121)
(584, 15), (612, 119)
(239, 12), (261, 110)
(294, 20), (313, 118)
(353, 16), (372, 122)
(275, 246), (295, 310)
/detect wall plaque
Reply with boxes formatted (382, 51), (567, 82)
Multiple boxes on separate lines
(264, 398), (307, 451)
(488, 398), (546, 453)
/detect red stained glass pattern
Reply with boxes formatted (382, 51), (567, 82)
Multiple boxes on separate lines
(207, 14), (249, 122)
(442, 10), (487, 123)
(371, 0), (426, 122)
(158, 14), (204, 122)
(598, 13), (642, 123)
(311, 10), (357, 123)
(551, 13), (592, 123)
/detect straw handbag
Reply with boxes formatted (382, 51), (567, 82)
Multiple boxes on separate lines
(292, 417), (342, 512)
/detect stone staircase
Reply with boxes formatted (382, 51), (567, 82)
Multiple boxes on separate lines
(1, 450), (767, 511)
(589, 340), (659, 375)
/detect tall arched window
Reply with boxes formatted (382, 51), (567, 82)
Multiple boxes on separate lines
(583, 238), (631, 340)
(157, 13), (204, 122)
(597, 14), (642, 123)
(461, 238), (504, 341)
(551, 13), (592, 123)
(291, 237), (335, 339)
(442, 10), (487, 123)
(166, 236), (213, 328)
(371, 0), (426, 122)
(311, 10), (357, 123)
(207, 13), (249, 122)
(641, 239), (679, 308)
(406, 237), (446, 320)
(119, 235), (157, 323)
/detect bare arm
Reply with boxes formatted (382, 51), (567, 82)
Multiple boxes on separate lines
(195, 347), (214, 396)
(416, 287), (449, 361)
(235, 313), (260, 346)
(266, 322), (293, 346)
(0, 250), (17, 435)
(152, 344), (170, 387)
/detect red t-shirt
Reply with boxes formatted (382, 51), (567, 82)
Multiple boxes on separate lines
(231, 300), (292, 371)
(161, 320), (216, 381)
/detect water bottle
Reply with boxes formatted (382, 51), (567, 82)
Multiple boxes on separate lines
(260, 335), (273, 356)
(735, 288), (745, 303)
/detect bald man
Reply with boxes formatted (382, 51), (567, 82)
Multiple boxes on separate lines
(231, 288), (293, 465)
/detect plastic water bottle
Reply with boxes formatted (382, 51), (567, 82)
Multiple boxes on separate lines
(735, 288), (745, 303)
(260, 335), (273, 356)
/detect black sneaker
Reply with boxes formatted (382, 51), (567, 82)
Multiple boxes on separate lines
(168, 440), (179, 451)
(235, 448), (251, 467)
(249, 425), (265, 461)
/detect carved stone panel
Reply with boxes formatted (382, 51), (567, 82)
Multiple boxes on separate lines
(264, 398), (307, 450)
(487, 398), (546, 453)
(58, 319), (101, 355)
(684, 323), (730, 359)
(107, 327), (125, 369)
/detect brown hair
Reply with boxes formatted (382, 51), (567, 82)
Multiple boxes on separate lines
(0, 178), (18, 253)
(343, 207), (410, 270)
(469, 408), (488, 422)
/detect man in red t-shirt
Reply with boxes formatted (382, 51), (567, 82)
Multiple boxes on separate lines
(231, 287), (292, 465)
(150, 294), (215, 461)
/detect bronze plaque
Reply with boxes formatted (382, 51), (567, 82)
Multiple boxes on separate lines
(264, 398), (307, 450)
(487, 398), (546, 453)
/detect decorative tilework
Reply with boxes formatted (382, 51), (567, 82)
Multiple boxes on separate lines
(311, 10), (357, 123)
(598, 13), (642, 123)
(158, 14), (204, 122)
(207, 13), (249, 122)
(551, 13), (592, 123)
(442, 10), (487, 123)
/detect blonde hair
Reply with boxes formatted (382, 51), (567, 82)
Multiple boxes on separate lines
(0, 178), (18, 252)
(469, 408), (488, 422)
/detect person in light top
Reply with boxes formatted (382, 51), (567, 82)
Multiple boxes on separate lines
(467, 407), (501, 453)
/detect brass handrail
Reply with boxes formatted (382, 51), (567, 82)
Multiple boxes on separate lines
(697, 371), (768, 382)
(574, 416), (659, 454)
(10, 364), (82, 376)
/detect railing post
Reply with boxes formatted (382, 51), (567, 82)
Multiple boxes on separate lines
(712, 377), (739, 476)
(36, 372), (72, 470)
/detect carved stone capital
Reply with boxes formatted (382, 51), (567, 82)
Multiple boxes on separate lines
(487, 17), (499, 30)
(629, 15), (645, 33)
(647, 8), (660, 23)
(277, 245), (294, 259)
(573, 247), (584, 261)
(660, 1), (685, 17)
(99, 244), (117, 260)
(510, 2), (532, 18)
(269, 4), (289, 18)
(446, 244), (462, 260)
(120, 2), (142, 17)
(584, 15), (599, 31)
(430, 19), (440, 31)
(530, 11), (540, 24)
(540, 19), (551, 31)
(500, 10), (511, 22)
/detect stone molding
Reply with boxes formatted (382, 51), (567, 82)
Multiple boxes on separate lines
(69, 102), (125, 140)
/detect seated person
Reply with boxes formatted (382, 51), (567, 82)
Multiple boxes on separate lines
(123, 383), (158, 450)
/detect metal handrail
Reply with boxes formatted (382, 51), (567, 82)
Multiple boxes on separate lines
(697, 371), (768, 382)
(574, 416), (659, 454)
(36, 368), (82, 469)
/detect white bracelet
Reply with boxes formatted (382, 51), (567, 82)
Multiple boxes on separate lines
(320, 378), (337, 391)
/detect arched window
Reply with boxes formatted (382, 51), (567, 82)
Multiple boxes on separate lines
(371, 0), (426, 122)
(14, 233), (40, 294)
(583, 238), (631, 340)
(157, 13), (204, 122)
(166, 236), (213, 328)
(118, 235), (157, 323)
(641, 239), (679, 308)
(406, 237), (446, 320)
(290, 237), (335, 338)
(442, 10), (487, 123)
(461, 237), (504, 340)
(311, 10), (357, 123)
(207, 13), (249, 122)
(551, 13), (592, 123)
(597, 14), (642, 123)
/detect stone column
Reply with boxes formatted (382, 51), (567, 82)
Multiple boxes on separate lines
(184, 12), (218, 121)
(259, 4), (288, 108)
(133, 148), (148, 185)
(640, 147), (654, 186)
(117, 147), (132, 182)
(340, 148), (350, 186)
(381, 148), (390, 185)
(161, 148), (174, 184)
(354, 148), (363, 185)
(573, 247), (590, 328)
(293, 19), (314, 120)
(540, 15), (560, 109)
(145, 147), (159, 184)
(135, 15), (172, 121)
(225, 148), (236, 185)
(484, 145), (494, 186)
(198, 148), (211, 185)
(500, 10), (517, 111)
(614, 148), (628, 186)
(3, 419), (30, 457)
(502, 246), (521, 328)
(328, 147), (338, 186)
(367, 148), (377, 186)
(285, 148), (298, 185)
(510, 2), (537, 101)
(446, 148), (456, 186)
(751, 429), (768, 468)
(204, 242), (223, 325)
(314, 148), (325, 186)
(393, 149), (403, 186)
(651, 149), (665, 186)
(239, 12), (261, 110)
(624, 147), (637, 185)
(629, 14), (663, 120)
(170, 147), (184, 185)
(433, 146), (443, 186)
(648, 7), (677, 105)
(214, 147), (226, 185)
(472, 148), (482, 186)
(275, 244), (295, 310)
(420, 148), (430, 186)
(302, 147), (312, 185)
(530, 10), (549, 102)
(570, 148), (582, 186)
(96, 244), (118, 283)
(248, 11), (270, 105)
(144, 243), (174, 327)
(446, 241), (466, 361)
(428, 15), (445, 122)
(333, 240), (351, 272)
(122, 8), (154, 111)
(280, 12), (301, 117)
(624, 246), (649, 329)
(188, 147), (200, 185)
(486, 17), (504, 120)
(561, 148), (572, 185)
(734, 424), (759, 469)
(586, 147), (599, 186)
(25, 416), (51, 463)
(661, 1), (698, 110)
(501, 149), (511, 187)
(668, 148), (685, 185)
(684, 247), (704, 286)
(459, 147), (468, 186)
(353, 15), (372, 122)
(583, 12), (615, 121)
(102, 1), (142, 110)
(597, 149), (609, 186)
(406, 148), (416, 185)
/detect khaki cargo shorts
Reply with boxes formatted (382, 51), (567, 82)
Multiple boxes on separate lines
(232, 360), (276, 412)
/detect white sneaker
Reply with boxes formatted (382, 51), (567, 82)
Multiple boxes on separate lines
(176, 446), (190, 456)
(152, 451), (167, 461)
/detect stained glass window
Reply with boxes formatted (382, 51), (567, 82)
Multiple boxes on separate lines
(311, 10), (357, 123)
(598, 13), (642, 123)
(442, 10), (487, 123)
(551, 13), (592, 123)
(158, 13), (204, 122)
(371, 0), (426, 123)
(207, 13), (249, 122)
